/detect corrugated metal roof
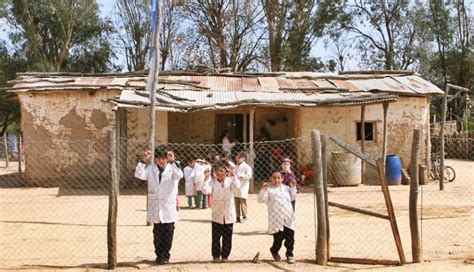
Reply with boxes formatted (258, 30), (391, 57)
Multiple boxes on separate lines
(114, 89), (397, 112)
(8, 71), (444, 97)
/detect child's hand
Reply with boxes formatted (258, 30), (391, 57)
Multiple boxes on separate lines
(261, 182), (269, 191)
(289, 180), (297, 187)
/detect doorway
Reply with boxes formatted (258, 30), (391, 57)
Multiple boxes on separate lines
(215, 114), (249, 144)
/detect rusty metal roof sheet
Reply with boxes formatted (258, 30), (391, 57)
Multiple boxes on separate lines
(114, 89), (398, 112)
(8, 71), (443, 97)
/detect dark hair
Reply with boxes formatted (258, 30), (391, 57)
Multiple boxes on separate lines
(154, 147), (168, 159)
(215, 160), (229, 171)
(236, 152), (247, 160)
(220, 130), (229, 141)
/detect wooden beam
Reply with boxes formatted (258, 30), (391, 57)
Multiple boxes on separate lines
(321, 135), (330, 260)
(361, 105), (366, 184)
(249, 107), (255, 193)
(328, 201), (389, 220)
(409, 129), (422, 263)
(382, 102), (389, 170)
(439, 85), (448, 191)
(377, 159), (406, 265)
(330, 257), (400, 266)
(312, 130), (327, 265)
(329, 136), (376, 167)
(3, 135), (8, 168)
(107, 130), (119, 269)
(18, 134), (22, 173)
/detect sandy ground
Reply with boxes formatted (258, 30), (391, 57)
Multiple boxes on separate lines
(0, 159), (472, 271)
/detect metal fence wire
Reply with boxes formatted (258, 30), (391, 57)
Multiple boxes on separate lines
(0, 134), (472, 268)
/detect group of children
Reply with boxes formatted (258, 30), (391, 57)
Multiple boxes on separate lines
(135, 147), (298, 265)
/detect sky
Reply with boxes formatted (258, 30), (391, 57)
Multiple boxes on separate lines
(0, 0), (351, 72)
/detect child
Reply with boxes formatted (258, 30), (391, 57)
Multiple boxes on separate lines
(192, 159), (207, 209)
(234, 152), (252, 223)
(202, 161), (241, 262)
(183, 158), (196, 208)
(258, 171), (297, 264)
(134, 148), (183, 264)
(203, 165), (212, 208)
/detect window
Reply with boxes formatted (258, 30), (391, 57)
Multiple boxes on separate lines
(356, 122), (375, 141)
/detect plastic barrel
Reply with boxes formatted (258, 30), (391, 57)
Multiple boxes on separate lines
(385, 155), (402, 185)
(329, 151), (361, 186)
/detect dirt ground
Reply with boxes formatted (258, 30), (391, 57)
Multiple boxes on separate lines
(0, 159), (472, 271)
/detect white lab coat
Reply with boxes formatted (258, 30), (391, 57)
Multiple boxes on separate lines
(222, 136), (235, 155)
(192, 162), (205, 191)
(184, 166), (195, 196)
(258, 184), (297, 234)
(234, 161), (252, 199)
(202, 176), (241, 224)
(135, 162), (183, 224)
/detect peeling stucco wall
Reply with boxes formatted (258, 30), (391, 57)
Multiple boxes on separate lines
(18, 89), (119, 187)
(296, 96), (430, 174)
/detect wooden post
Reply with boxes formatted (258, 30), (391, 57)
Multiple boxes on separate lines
(409, 129), (422, 263)
(145, 0), (163, 224)
(249, 107), (255, 193)
(382, 102), (389, 170)
(108, 131), (119, 269)
(321, 134), (330, 260)
(18, 134), (22, 173)
(360, 105), (366, 184)
(377, 159), (406, 265)
(4, 134), (9, 168)
(312, 130), (327, 265)
(439, 85), (448, 191)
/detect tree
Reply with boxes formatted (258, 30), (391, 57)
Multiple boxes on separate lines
(262, 0), (346, 71)
(0, 42), (26, 136)
(184, 0), (265, 72)
(2, 0), (117, 72)
(424, 0), (473, 123)
(114, 0), (151, 71)
(339, 0), (426, 70)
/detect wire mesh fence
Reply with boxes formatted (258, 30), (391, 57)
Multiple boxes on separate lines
(0, 134), (472, 268)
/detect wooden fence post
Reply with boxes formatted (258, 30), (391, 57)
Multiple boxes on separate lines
(312, 130), (327, 265)
(409, 129), (422, 263)
(18, 134), (22, 173)
(439, 85), (448, 191)
(4, 135), (9, 168)
(321, 134), (330, 260)
(108, 130), (119, 269)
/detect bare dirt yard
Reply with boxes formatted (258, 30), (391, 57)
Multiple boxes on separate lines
(0, 159), (472, 271)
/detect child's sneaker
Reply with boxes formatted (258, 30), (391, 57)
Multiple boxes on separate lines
(213, 257), (221, 263)
(287, 256), (295, 264)
(221, 258), (229, 262)
(272, 253), (281, 261)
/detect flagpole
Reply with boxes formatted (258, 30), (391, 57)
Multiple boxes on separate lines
(145, 0), (162, 226)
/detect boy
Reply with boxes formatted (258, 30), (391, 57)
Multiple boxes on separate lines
(183, 158), (196, 208)
(234, 152), (252, 223)
(258, 171), (297, 264)
(202, 161), (241, 262)
(134, 148), (183, 264)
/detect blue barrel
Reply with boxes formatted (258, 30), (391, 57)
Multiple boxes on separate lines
(385, 155), (402, 185)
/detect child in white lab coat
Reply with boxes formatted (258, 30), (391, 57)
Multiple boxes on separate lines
(202, 161), (241, 262)
(183, 158), (196, 208)
(258, 171), (297, 264)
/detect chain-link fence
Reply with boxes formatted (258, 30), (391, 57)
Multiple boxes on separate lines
(0, 134), (472, 268)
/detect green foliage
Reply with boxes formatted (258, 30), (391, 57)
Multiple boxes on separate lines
(2, 0), (119, 72)
(0, 42), (26, 136)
